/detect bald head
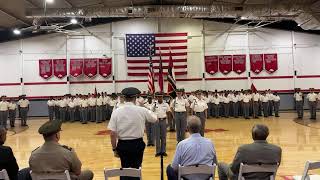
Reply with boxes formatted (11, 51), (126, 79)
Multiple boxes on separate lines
(252, 124), (269, 141)
(0, 127), (7, 145)
(187, 115), (202, 134)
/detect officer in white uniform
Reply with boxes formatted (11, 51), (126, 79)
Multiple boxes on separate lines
(0, 96), (8, 129)
(190, 90), (208, 137)
(153, 92), (170, 157)
(273, 92), (280, 117)
(294, 89), (304, 119)
(47, 97), (55, 121)
(8, 99), (17, 128)
(170, 89), (189, 143)
(17, 95), (29, 126)
(307, 88), (317, 120)
(108, 87), (157, 180)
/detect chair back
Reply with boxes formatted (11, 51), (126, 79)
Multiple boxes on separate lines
(238, 163), (279, 180)
(301, 161), (320, 180)
(104, 167), (142, 180)
(30, 170), (71, 180)
(0, 169), (10, 180)
(178, 164), (216, 180)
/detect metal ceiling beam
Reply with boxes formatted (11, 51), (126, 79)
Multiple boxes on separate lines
(0, 8), (30, 26)
(64, 0), (74, 8)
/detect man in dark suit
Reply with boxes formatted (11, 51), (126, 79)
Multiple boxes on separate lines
(0, 127), (19, 180)
(218, 124), (282, 180)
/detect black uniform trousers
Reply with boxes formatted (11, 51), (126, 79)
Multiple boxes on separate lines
(116, 138), (145, 180)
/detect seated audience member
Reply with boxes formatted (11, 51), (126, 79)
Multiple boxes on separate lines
(218, 124), (282, 180)
(0, 127), (19, 180)
(29, 120), (94, 180)
(167, 116), (217, 180)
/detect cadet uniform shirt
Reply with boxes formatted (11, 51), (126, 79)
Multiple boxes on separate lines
(260, 95), (269, 103)
(190, 97), (208, 112)
(96, 97), (103, 106)
(109, 99), (117, 107)
(59, 99), (67, 108)
(170, 97), (190, 112)
(47, 100), (55, 107)
(294, 92), (303, 101)
(232, 95), (239, 103)
(68, 101), (75, 108)
(188, 95), (196, 103)
(88, 98), (96, 106)
(29, 141), (82, 179)
(267, 93), (274, 101)
(253, 93), (260, 102)
(212, 97), (220, 105)
(107, 102), (157, 140)
(307, 93), (317, 102)
(80, 99), (88, 108)
(0, 101), (8, 111)
(273, 95), (280, 102)
(18, 99), (29, 108)
(8, 103), (16, 110)
(103, 96), (110, 105)
(222, 96), (230, 103)
(144, 102), (153, 110)
(153, 101), (170, 119)
(243, 95), (252, 103)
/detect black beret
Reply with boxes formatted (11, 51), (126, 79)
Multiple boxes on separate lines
(121, 87), (141, 97)
(155, 92), (164, 96)
(38, 120), (62, 135)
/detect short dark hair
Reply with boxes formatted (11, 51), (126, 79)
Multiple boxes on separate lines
(252, 124), (269, 140)
(0, 127), (7, 145)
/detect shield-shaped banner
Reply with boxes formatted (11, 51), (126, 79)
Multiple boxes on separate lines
(84, 58), (98, 78)
(219, 55), (232, 75)
(232, 55), (246, 74)
(53, 59), (67, 79)
(98, 58), (112, 78)
(70, 59), (84, 77)
(39, 59), (52, 79)
(264, 53), (278, 73)
(204, 55), (219, 75)
(250, 54), (264, 74)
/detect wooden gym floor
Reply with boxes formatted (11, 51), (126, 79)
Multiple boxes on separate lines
(5, 112), (320, 180)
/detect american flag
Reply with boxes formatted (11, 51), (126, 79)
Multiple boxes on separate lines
(126, 33), (188, 76)
(148, 47), (155, 94)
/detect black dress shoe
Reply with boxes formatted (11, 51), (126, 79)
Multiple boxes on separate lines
(155, 153), (161, 157)
(163, 152), (168, 156)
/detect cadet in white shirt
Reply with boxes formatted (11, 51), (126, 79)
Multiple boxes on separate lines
(170, 89), (190, 142)
(47, 97), (55, 121)
(108, 93), (117, 118)
(80, 96), (89, 124)
(252, 92), (260, 118)
(114, 95), (126, 111)
(242, 91), (251, 119)
(102, 93), (110, 121)
(212, 94), (220, 118)
(232, 92), (239, 118)
(144, 96), (155, 146)
(152, 92), (170, 157)
(307, 88), (317, 120)
(59, 96), (67, 122)
(8, 99), (17, 128)
(207, 91), (214, 118)
(95, 94), (103, 123)
(294, 89), (304, 119)
(17, 95), (30, 126)
(68, 97), (76, 122)
(260, 92), (269, 118)
(107, 87), (157, 179)
(223, 93), (230, 118)
(267, 90), (274, 116)
(273, 92), (281, 117)
(88, 94), (96, 122)
(54, 98), (60, 120)
(0, 96), (9, 129)
(190, 90), (208, 137)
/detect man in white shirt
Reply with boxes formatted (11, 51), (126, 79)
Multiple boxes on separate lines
(54, 98), (60, 120)
(144, 96), (155, 146)
(8, 99), (16, 128)
(68, 96), (76, 122)
(170, 89), (190, 143)
(108, 93), (117, 118)
(191, 90), (208, 137)
(242, 91), (251, 119)
(307, 88), (317, 120)
(252, 92), (260, 119)
(95, 93), (103, 123)
(294, 89), (304, 119)
(260, 92), (269, 118)
(267, 90), (274, 116)
(88, 94), (96, 122)
(80, 95), (89, 124)
(107, 87), (157, 180)
(47, 97), (55, 121)
(212, 93), (220, 118)
(273, 92), (280, 117)
(17, 95), (30, 126)
(223, 93), (230, 118)
(153, 92), (170, 157)
(0, 96), (9, 129)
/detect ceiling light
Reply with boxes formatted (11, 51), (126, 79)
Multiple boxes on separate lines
(13, 29), (21, 35)
(46, 0), (54, 3)
(70, 18), (78, 24)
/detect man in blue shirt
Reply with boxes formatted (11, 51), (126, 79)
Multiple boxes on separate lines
(167, 115), (217, 180)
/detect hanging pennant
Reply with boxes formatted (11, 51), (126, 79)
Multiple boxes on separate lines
(70, 59), (84, 77)
(219, 55), (232, 74)
(232, 55), (246, 74)
(204, 55), (219, 75)
(99, 58), (112, 78)
(53, 59), (67, 78)
(39, 59), (53, 79)
(264, 53), (278, 73)
(250, 54), (263, 74)
(84, 58), (98, 78)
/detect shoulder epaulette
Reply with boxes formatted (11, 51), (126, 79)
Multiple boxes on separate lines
(61, 145), (73, 151)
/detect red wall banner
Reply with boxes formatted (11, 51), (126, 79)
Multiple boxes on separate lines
(84, 58), (98, 78)
(39, 59), (52, 79)
(232, 55), (246, 74)
(250, 54), (263, 74)
(70, 59), (84, 77)
(219, 55), (232, 74)
(98, 58), (112, 78)
(53, 59), (67, 78)
(264, 53), (278, 73)
(204, 55), (219, 75)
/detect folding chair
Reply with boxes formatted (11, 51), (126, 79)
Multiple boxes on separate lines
(301, 161), (320, 180)
(238, 163), (279, 180)
(0, 169), (10, 180)
(30, 170), (71, 180)
(104, 167), (142, 180)
(178, 164), (216, 180)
